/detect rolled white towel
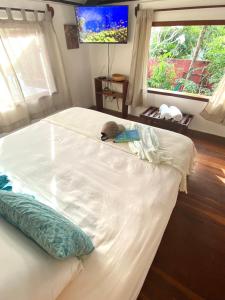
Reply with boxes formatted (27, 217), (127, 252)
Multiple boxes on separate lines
(164, 110), (172, 120)
(170, 106), (183, 122)
(159, 104), (171, 119)
(159, 104), (168, 113)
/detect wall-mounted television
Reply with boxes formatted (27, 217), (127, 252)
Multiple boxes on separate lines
(75, 6), (129, 44)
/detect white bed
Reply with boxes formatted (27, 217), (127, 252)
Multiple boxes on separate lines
(0, 108), (195, 300)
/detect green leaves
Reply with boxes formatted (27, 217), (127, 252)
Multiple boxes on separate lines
(148, 59), (176, 90)
(149, 25), (225, 95)
(150, 26), (202, 59)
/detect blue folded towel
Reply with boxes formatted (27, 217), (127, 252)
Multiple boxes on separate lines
(0, 175), (12, 191)
(114, 129), (140, 143)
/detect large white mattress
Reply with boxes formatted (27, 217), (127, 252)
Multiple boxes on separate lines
(0, 108), (195, 300)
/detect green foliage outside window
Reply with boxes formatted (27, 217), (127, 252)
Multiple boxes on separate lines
(148, 25), (225, 96)
(148, 59), (176, 90)
(175, 78), (212, 96)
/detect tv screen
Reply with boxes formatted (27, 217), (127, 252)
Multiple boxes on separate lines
(76, 6), (128, 44)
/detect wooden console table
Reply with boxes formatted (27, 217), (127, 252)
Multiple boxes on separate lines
(140, 106), (193, 135)
(94, 77), (129, 118)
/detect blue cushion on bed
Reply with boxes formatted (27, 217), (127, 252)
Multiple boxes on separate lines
(0, 190), (94, 259)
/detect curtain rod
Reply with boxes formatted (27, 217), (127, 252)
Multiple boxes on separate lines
(0, 5), (54, 18)
(135, 4), (225, 17)
(43, 0), (83, 5)
(0, 7), (45, 14)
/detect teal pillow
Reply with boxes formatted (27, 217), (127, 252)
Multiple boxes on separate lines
(0, 190), (94, 259)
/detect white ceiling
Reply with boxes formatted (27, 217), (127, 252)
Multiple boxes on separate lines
(3, 0), (225, 8)
(140, 0), (225, 8)
(53, 0), (225, 5)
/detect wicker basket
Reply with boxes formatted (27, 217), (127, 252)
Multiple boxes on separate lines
(112, 74), (126, 82)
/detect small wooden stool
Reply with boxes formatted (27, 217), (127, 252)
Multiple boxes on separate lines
(140, 106), (193, 135)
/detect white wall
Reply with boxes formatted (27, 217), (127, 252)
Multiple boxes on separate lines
(51, 3), (93, 108)
(88, 1), (225, 137)
(0, 0), (93, 108)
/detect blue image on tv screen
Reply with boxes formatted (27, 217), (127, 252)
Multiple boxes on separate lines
(76, 6), (128, 44)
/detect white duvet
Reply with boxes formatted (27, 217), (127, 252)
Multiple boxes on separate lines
(0, 108), (195, 300)
(0, 218), (82, 300)
(45, 108), (196, 192)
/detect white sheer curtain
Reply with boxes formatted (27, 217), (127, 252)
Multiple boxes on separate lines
(201, 73), (225, 125)
(126, 10), (153, 107)
(0, 9), (71, 133)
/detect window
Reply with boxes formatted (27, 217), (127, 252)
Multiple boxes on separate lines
(148, 22), (225, 101)
(0, 22), (56, 111)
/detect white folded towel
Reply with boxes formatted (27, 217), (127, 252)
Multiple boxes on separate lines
(170, 106), (183, 122)
(164, 110), (172, 120)
(159, 104), (171, 119)
(159, 104), (183, 121)
(159, 104), (168, 113)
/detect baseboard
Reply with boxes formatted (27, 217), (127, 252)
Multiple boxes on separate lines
(187, 129), (225, 145)
(89, 106), (142, 122)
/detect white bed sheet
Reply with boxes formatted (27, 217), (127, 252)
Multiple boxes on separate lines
(0, 217), (82, 300)
(0, 108), (194, 300)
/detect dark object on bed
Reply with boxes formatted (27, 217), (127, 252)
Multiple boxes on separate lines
(101, 121), (125, 141)
(140, 106), (193, 135)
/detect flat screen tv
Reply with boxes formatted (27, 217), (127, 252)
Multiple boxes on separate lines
(75, 6), (129, 44)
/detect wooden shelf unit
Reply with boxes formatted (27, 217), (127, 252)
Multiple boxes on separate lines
(94, 77), (129, 118)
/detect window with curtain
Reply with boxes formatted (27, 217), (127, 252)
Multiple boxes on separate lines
(0, 21), (56, 112)
(0, 9), (71, 133)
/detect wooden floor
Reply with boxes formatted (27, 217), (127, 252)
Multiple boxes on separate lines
(137, 129), (225, 300)
(93, 108), (225, 300)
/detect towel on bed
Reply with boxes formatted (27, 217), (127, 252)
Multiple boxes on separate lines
(0, 175), (12, 191)
(128, 123), (172, 164)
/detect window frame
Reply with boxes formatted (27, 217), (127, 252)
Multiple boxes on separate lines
(148, 19), (225, 102)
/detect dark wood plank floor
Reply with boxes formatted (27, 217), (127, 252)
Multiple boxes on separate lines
(137, 129), (225, 300)
(91, 107), (225, 300)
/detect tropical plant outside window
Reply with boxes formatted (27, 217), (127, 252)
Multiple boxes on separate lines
(148, 25), (225, 98)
